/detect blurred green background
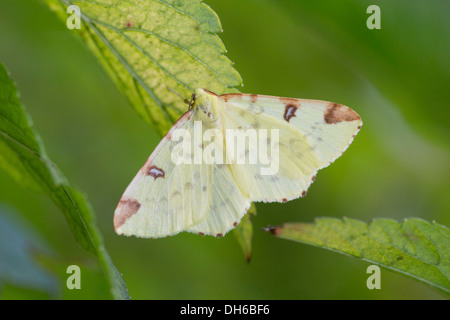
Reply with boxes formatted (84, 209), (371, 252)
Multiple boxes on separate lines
(0, 0), (449, 299)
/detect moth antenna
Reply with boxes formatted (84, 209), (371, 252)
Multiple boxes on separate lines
(166, 86), (190, 105)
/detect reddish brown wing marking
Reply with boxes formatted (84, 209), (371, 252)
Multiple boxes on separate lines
(214, 91), (305, 123)
(278, 98), (301, 123)
(220, 93), (243, 103)
(141, 159), (165, 179)
(139, 110), (194, 176)
(115, 109), (195, 234)
(279, 97), (300, 105)
(146, 166), (165, 179)
(324, 103), (360, 124)
(283, 104), (298, 122)
(211, 90), (361, 127)
(114, 198), (141, 231)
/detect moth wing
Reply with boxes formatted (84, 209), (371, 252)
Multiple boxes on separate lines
(186, 162), (251, 237)
(114, 111), (212, 238)
(216, 92), (361, 202)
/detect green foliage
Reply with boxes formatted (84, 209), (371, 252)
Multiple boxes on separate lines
(42, 0), (242, 135)
(265, 217), (450, 295)
(0, 0), (448, 299)
(0, 64), (128, 299)
(233, 203), (256, 262)
(41, 0), (254, 260)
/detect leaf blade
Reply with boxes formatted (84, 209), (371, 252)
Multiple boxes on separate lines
(265, 217), (450, 295)
(233, 203), (256, 263)
(40, 0), (252, 260)
(42, 0), (242, 135)
(0, 63), (129, 299)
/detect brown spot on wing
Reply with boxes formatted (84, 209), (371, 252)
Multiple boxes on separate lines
(141, 158), (152, 175)
(284, 104), (298, 122)
(216, 233), (223, 238)
(282, 198), (288, 203)
(146, 165), (165, 179)
(139, 154), (162, 178)
(324, 103), (360, 124)
(233, 222), (238, 227)
(301, 190), (307, 197)
(250, 94), (258, 103)
(219, 93), (243, 103)
(114, 198), (141, 230)
(279, 97), (300, 106)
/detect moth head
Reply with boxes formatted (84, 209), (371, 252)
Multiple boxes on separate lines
(191, 88), (218, 112)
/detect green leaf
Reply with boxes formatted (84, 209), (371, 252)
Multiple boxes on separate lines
(265, 217), (450, 295)
(0, 63), (129, 299)
(233, 203), (256, 263)
(41, 0), (242, 135)
(40, 0), (254, 257)
(0, 206), (57, 297)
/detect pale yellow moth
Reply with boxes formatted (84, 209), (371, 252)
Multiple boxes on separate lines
(114, 88), (362, 238)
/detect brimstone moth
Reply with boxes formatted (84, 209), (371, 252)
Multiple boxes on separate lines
(114, 88), (362, 238)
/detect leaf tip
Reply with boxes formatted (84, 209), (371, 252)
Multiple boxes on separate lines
(262, 226), (281, 236)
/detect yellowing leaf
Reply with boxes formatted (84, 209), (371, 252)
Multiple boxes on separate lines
(42, 0), (242, 135)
